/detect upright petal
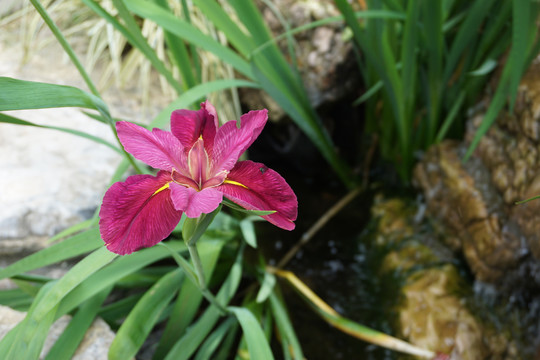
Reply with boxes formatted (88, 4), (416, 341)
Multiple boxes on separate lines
(210, 109), (267, 175)
(99, 170), (182, 255)
(171, 101), (218, 152)
(169, 184), (223, 218)
(219, 160), (297, 230)
(117, 121), (186, 172)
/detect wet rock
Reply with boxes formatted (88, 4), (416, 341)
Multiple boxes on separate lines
(371, 197), (517, 359)
(414, 61), (540, 286)
(0, 305), (115, 359)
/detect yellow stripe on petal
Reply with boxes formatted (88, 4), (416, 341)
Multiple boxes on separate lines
(153, 182), (171, 196)
(223, 179), (248, 189)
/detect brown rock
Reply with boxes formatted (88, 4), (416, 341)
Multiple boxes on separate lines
(414, 142), (519, 281)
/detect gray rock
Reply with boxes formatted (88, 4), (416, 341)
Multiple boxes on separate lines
(0, 27), (123, 247)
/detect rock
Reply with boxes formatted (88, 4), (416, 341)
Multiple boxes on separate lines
(0, 305), (114, 359)
(414, 60), (540, 286)
(371, 197), (517, 359)
(413, 141), (520, 282)
(0, 24), (132, 252)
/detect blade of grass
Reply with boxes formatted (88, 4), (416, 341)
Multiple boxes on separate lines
(435, 91), (465, 142)
(0, 283), (58, 360)
(44, 286), (112, 360)
(0, 77), (106, 113)
(109, 269), (183, 360)
(401, 0), (420, 120)
(255, 272), (275, 304)
(422, 1), (444, 144)
(443, 0), (495, 85)
(153, 240), (225, 359)
(113, 0), (182, 94)
(0, 288), (34, 311)
(29, 0), (100, 97)
(163, 245), (244, 360)
(194, 317), (236, 360)
(193, 0), (254, 57)
(0, 113), (121, 153)
(31, 247), (117, 321)
(252, 10), (405, 56)
(228, 306), (274, 360)
(125, 0), (254, 79)
(0, 227), (102, 280)
(47, 219), (93, 244)
(56, 241), (187, 317)
(269, 292), (304, 360)
(465, 0), (539, 159)
(153, 0), (197, 90)
(149, 79), (260, 128)
(272, 268), (437, 359)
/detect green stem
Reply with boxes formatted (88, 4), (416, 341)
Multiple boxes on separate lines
(159, 243), (228, 314)
(188, 242), (206, 289)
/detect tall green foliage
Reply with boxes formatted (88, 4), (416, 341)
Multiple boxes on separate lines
(336, 0), (540, 180)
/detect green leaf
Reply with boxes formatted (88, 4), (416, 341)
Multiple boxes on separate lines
(0, 227), (103, 280)
(240, 218), (257, 248)
(228, 306), (274, 360)
(109, 269), (183, 360)
(221, 199), (276, 217)
(29, 0), (101, 97)
(0, 113), (121, 154)
(164, 245), (244, 360)
(153, 0), (197, 90)
(32, 247), (117, 321)
(150, 79), (260, 128)
(442, 0), (495, 84)
(515, 194), (540, 205)
(0, 77), (107, 113)
(125, 0), (253, 78)
(0, 282), (58, 360)
(468, 59), (498, 77)
(194, 317), (236, 360)
(269, 293), (304, 360)
(0, 288), (33, 311)
(99, 294), (142, 323)
(193, 0), (254, 57)
(465, 0), (539, 159)
(152, 240), (224, 359)
(45, 286), (112, 360)
(47, 219), (93, 244)
(56, 241), (186, 317)
(256, 272), (276, 303)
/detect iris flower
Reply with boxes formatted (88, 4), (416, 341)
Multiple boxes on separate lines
(99, 101), (298, 255)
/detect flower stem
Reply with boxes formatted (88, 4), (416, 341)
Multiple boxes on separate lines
(187, 242), (206, 289)
(159, 242), (227, 314)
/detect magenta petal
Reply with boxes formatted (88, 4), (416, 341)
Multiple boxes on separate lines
(210, 109), (267, 175)
(170, 101), (218, 152)
(219, 161), (297, 230)
(117, 121), (186, 172)
(99, 170), (181, 255)
(169, 183), (223, 218)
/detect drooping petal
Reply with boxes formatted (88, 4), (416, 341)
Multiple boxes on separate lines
(117, 121), (186, 172)
(170, 101), (218, 152)
(169, 183), (223, 218)
(218, 160), (297, 230)
(210, 109), (267, 175)
(99, 170), (182, 255)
